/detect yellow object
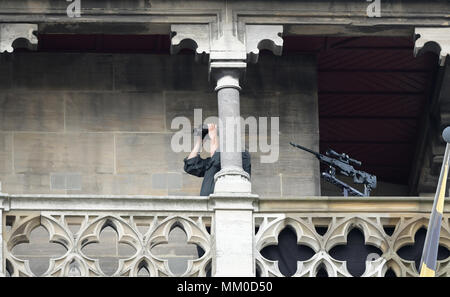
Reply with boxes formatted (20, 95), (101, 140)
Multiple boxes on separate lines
(436, 163), (448, 214)
(419, 263), (435, 277)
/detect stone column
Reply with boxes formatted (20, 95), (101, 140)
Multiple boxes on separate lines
(0, 208), (3, 277)
(212, 68), (251, 194)
(170, 22), (283, 276)
(0, 183), (5, 277)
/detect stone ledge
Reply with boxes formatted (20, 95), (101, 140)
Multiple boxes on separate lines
(258, 196), (448, 213)
(209, 193), (259, 211)
(0, 193), (447, 214)
(0, 194), (210, 212)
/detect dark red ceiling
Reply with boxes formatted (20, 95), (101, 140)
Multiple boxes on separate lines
(284, 36), (438, 184)
(36, 33), (439, 185)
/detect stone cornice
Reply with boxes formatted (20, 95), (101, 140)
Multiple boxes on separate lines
(415, 28), (450, 66)
(170, 23), (283, 80)
(0, 23), (38, 53)
(1, 1), (449, 34)
(1, 194), (447, 214)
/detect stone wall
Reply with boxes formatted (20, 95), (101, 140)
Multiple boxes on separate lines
(0, 51), (320, 197)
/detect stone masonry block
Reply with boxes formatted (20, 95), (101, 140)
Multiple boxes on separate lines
(11, 53), (113, 91)
(0, 133), (12, 174)
(116, 133), (171, 174)
(0, 92), (64, 132)
(114, 55), (209, 92)
(65, 92), (165, 132)
(14, 133), (114, 174)
(281, 174), (320, 197)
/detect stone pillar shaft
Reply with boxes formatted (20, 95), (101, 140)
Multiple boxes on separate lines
(170, 22), (283, 276)
(213, 69), (251, 194)
(215, 71), (243, 171)
(0, 208), (3, 277)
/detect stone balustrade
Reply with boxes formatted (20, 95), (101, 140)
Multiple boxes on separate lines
(1, 194), (449, 277)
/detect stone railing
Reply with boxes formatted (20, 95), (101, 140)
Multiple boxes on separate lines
(256, 197), (450, 277)
(1, 194), (449, 277)
(0, 194), (212, 277)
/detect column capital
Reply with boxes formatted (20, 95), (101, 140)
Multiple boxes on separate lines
(170, 23), (284, 77)
(212, 68), (242, 92)
(0, 24), (38, 53)
(414, 27), (450, 66)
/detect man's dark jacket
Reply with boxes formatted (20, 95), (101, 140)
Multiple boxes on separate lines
(184, 151), (251, 196)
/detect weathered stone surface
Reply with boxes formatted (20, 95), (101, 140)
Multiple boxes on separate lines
(66, 174), (155, 195)
(278, 92), (319, 134)
(168, 172), (203, 196)
(0, 133), (12, 174)
(0, 55), (12, 89)
(0, 173), (64, 194)
(240, 92), (279, 119)
(0, 52), (319, 197)
(278, 133), (320, 176)
(164, 91), (217, 130)
(250, 174), (281, 197)
(281, 174), (320, 197)
(214, 209), (254, 276)
(0, 92), (64, 132)
(65, 92), (165, 132)
(151, 172), (183, 191)
(11, 53), (113, 91)
(114, 55), (210, 91)
(14, 133), (114, 174)
(244, 54), (317, 92)
(115, 133), (171, 174)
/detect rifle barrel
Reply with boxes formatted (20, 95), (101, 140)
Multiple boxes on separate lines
(289, 142), (320, 157)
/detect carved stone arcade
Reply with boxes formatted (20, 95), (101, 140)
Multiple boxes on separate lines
(1, 195), (449, 277)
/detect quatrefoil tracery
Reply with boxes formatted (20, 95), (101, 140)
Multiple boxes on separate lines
(254, 215), (450, 277)
(4, 214), (212, 277)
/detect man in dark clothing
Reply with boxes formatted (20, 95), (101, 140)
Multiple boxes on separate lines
(184, 124), (251, 196)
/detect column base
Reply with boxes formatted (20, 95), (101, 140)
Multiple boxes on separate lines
(213, 168), (251, 194)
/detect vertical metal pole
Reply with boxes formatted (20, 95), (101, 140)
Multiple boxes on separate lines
(419, 142), (450, 276)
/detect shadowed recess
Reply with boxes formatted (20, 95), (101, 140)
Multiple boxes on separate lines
(316, 264), (328, 277)
(260, 227), (315, 277)
(396, 227), (450, 271)
(384, 267), (397, 277)
(329, 228), (382, 277)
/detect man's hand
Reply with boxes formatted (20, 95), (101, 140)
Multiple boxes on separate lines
(208, 124), (219, 157)
(208, 124), (217, 140)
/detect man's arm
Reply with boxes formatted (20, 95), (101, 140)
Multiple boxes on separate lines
(187, 135), (203, 160)
(208, 124), (219, 157)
